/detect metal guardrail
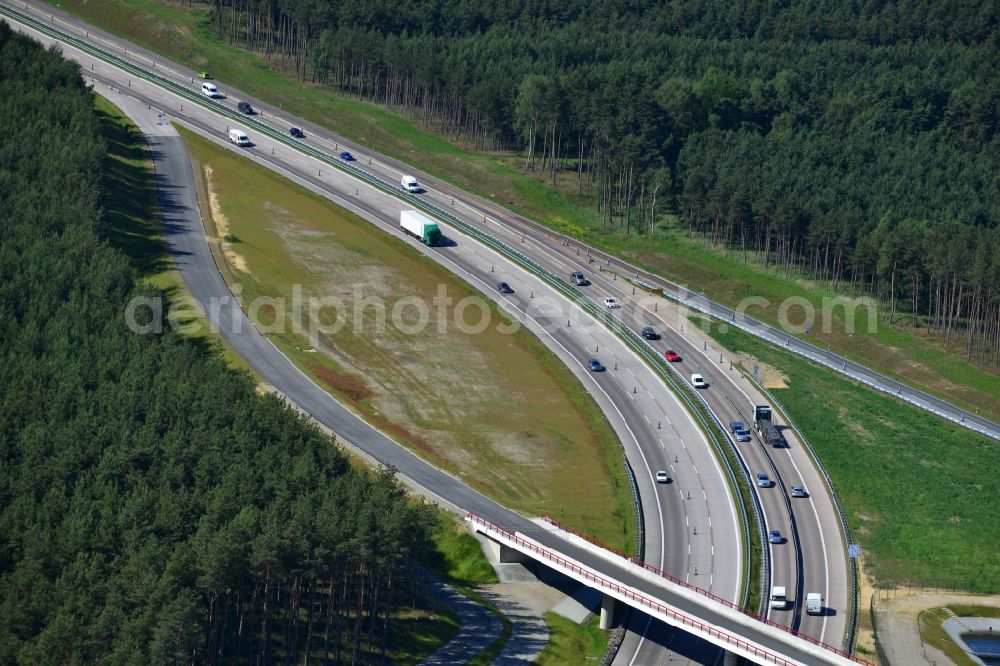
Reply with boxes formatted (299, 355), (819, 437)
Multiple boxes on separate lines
(745, 374), (861, 654)
(620, 453), (645, 561)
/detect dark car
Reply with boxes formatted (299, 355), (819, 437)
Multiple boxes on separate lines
(588, 358), (605, 372)
(237, 101), (254, 114)
(768, 529), (783, 544)
(642, 326), (659, 340)
(289, 127), (305, 138)
(497, 282), (514, 294)
(339, 151), (354, 161)
(729, 420), (751, 442)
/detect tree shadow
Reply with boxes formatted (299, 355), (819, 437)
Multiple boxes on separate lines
(95, 105), (170, 278)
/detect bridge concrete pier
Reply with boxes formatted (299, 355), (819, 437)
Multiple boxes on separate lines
(599, 594), (617, 630)
(723, 650), (737, 666)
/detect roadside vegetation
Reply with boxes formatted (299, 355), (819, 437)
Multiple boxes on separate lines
(697, 317), (1000, 593)
(0, 25), (457, 663)
(43, 0), (1000, 423)
(535, 614), (608, 665)
(178, 126), (636, 552)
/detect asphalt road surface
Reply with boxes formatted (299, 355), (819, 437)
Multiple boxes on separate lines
(98, 67), (813, 666)
(0, 3), (874, 662)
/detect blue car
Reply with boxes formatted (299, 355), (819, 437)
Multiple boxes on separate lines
(588, 358), (605, 372)
(769, 529), (783, 544)
(339, 151), (354, 161)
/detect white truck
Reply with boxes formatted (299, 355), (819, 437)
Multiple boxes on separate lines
(401, 175), (420, 192)
(400, 210), (442, 246)
(228, 129), (250, 146)
(806, 592), (823, 615)
(201, 82), (220, 98)
(770, 585), (789, 610)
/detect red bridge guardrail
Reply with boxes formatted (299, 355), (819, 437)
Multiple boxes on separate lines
(479, 513), (872, 665)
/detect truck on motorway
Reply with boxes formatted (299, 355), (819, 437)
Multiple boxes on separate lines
(770, 585), (789, 610)
(806, 592), (823, 615)
(754, 405), (785, 447)
(400, 210), (442, 246)
(401, 175), (421, 192)
(228, 129), (250, 146)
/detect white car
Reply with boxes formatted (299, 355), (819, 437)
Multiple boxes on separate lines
(690, 373), (707, 388)
(655, 471), (670, 483)
(603, 297), (620, 309)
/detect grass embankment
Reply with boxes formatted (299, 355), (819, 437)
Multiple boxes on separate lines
(697, 317), (1000, 593)
(177, 126), (635, 552)
(49, 0), (1000, 422)
(535, 614), (608, 664)
(94, 93), (252, 375)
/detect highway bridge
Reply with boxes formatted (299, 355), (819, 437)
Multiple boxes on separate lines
(0, 3), (928, 663)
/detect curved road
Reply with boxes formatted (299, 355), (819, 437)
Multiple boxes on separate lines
(0, 2), (894, 661)
(0, 13), (749, 665)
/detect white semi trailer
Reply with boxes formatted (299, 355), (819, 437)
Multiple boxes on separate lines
(400, 210), (442, 246)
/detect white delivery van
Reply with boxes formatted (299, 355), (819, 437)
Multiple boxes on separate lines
(401, 175), (420, 192)
(201, 82), (219, 98)
(806, 592), (823, 615)
(228, 129), (250, 146)
(769, 586), (789, 610)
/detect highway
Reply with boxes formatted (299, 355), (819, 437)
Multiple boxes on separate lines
(0, 7), (748, 664)
(67, 87), (864, 666)
(0, 2), (880, 662)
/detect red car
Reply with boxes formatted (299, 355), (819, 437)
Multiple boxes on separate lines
(664, 349), (682, 362)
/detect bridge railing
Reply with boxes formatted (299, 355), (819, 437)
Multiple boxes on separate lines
(484, 513), (873, 665)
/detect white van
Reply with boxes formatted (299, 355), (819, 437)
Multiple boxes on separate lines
(806, 592), (823, 615)
(770, 585), (789, 610)
(201, 82), (219, 98)
(228, 128), (250, 146)
(401, 175), (420, 192)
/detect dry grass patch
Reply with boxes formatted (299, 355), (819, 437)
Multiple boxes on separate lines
(178, 127), (635, 550)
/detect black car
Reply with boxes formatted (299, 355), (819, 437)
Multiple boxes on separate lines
(496, 282), (514, 294)
(289, 127), (305, 138)
(642, 326), (659, 340)
(238, 101), (254, 114)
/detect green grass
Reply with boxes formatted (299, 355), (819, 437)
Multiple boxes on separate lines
(386, 602), (461, 666)
(48, 0), (999, 422)
(947, 605), (1000, 619)
(423, 512), (498, 588)
(697, 316), (1000, 593)
(176, 125), (636, 553)
(534, 613), (609, 665)
(94, 94), (254, 375)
